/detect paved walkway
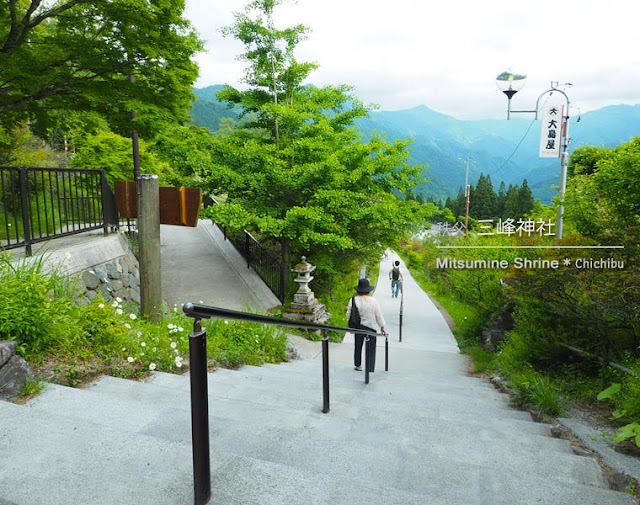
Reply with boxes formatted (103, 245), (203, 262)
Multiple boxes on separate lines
(160, 220), (280, 313)
(286, 250), (463, 378)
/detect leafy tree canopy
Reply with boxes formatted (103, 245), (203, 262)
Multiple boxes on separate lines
(201, 0), (426, 286)
(70, 130), (174, 184)
(565, 137), (640, 251)
(0, 0), (202, 136)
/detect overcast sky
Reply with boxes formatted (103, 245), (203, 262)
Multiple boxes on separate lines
(185, 0), (640, 120)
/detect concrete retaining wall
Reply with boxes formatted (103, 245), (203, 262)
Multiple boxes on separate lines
(13, 231), (141, 307)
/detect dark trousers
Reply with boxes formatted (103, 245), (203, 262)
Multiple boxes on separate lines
(354, 328), (377, 372)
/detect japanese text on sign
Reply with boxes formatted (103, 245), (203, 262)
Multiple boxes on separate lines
(539, 104), (563, 158)
(476, 218), (556, 237)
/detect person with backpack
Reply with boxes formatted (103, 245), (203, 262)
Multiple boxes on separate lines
(346, 278), (388, 372)
(389, 260), (403, 298)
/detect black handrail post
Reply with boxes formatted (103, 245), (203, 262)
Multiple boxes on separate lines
(365, 337), (370, 385)
(399, 293), (403, 343)
(188, 317), (211, 505)
(385, 337), (389, 372)
(321, 330), (330, 414)
(18, 168), (32, 256)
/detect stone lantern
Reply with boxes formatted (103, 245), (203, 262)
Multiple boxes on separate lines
(282, 256), (330, 324)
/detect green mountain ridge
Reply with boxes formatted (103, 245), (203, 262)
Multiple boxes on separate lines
(189, 85), (640, 203)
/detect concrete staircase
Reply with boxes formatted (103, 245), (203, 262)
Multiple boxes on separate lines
(0, 350), (633, 505)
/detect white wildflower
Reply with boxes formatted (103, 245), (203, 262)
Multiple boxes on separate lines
(149, 363), (157, 371)
(116, 308), (123, 315)
(116, 297), (123, 303)
(129, 313), (137, 320)
(141, 342), (146, 347)
(127, 356), (135, 363)
(124, 323), (131, 329)
(98, 303), (105, 309)
(170, 342), (177, 349)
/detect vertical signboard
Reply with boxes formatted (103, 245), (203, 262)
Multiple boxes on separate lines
(539, 104), (563, 158)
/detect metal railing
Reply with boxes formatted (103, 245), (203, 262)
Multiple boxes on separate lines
(399, 287), (404, 343)
(0, 167), (118, 255)
(559, 343), (636, 376)
(209, 195), (285, 303)
(182, 302), (387, 505)
(221, 227), (285, 303)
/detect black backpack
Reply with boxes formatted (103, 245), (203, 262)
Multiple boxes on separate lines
(392, 266), (400, 281)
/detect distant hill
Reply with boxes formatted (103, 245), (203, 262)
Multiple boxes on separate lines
(190, 85), (240, 131)
(189, 86), (640, 203)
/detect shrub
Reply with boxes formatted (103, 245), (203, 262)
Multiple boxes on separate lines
(0, 253), (78, 358)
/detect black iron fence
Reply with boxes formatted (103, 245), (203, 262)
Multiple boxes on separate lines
(182, 302), (387, 505)
(222, 227), (285, 303)
(0, 167), (118, 255)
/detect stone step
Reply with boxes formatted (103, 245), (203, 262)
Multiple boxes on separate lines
(0, 399), (632, 505)
(147, 368), (535, 424)
(93, 373), (550, 438)
(238, 358), (504, 396)
(0, 400), (193, 505)
(89, 375), (567, 454)
(30, 381), (604, 490)
(218, 361), (505, 400)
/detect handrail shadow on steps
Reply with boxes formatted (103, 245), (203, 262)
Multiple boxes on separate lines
(182, 302), (387, 505)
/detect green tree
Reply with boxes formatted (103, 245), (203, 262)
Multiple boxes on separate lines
(71, 131), (174, 184)
(518, 179), (534, 217)
(202, 0), (425, 292)
(565, 137), (640, 251)
(503, 183), (520, 220)
(470, 173), (496, 220)
(0, 0), (201, 136)
(496, 181), (507, 218)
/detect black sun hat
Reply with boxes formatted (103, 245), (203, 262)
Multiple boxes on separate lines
(354, 278), (375, 293)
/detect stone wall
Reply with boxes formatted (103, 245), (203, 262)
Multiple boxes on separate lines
(77, 249), (141, 306)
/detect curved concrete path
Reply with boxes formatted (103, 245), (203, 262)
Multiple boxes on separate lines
(160, 220), (280, 313)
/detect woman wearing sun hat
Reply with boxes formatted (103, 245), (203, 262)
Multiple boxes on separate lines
(346, 278), (388, 372)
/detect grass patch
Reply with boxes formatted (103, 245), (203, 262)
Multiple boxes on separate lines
(466, 345), (497, 374)
(509, 370), (564, 417)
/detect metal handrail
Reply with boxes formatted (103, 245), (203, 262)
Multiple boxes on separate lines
(182, 302), (387, 505)
(183, 303), (382, 337)
(559, 343), (636, 376)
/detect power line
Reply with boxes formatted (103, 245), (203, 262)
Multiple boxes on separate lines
(485, 94), (553, 180)
(486, 117), (536, 178)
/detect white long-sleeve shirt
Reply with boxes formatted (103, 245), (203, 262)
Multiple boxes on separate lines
(346, 295), (386, 332)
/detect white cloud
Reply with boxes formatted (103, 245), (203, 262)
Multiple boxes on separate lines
(185, 0), (640, 119)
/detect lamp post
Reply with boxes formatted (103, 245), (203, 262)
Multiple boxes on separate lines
(461, 157), (474, 234)
(496, 71), (571, 239)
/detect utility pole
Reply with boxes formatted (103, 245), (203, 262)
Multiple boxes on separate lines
(464, 158), (470, 234)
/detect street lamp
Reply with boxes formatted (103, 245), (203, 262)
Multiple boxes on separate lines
(495, 71), (571, 239)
